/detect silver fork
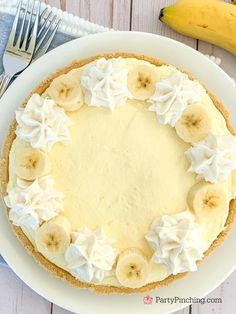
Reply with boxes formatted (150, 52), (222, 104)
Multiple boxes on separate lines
(0, 7), (61, 83)
(33, 7), (61, 60)
(0, 0), (40, 97)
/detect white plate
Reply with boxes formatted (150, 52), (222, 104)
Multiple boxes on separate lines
(0, 31), (236, 314)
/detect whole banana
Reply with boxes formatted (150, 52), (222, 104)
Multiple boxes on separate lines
(159, 0), (236, 55)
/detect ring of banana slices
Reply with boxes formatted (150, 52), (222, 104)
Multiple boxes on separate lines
(2, 52), (236, 294)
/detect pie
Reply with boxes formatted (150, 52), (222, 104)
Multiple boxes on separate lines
(1, 52), (236, 294)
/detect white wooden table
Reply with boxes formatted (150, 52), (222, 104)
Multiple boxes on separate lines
(1, 0), (236, 313)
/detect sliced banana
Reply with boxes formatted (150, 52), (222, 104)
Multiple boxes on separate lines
(175, 104), (211, 143)
(14, 148), (50, 181)
(47, 74), (83, 112)
(35, 216), (71, 257)
(127, 64), (158, 100)
(187, 181), (228, 217)
(115, 248), (149, 288)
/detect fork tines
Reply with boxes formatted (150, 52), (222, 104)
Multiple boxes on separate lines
(9, 0), (40, 55)
(9, 1), (60, 60)
(0, 0), (40, 97)
(34, 8), (61, 59)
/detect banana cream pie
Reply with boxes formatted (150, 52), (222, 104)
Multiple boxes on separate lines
(1, 53), (236, 294)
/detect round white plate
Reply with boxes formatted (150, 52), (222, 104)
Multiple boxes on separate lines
(0, 31), (236, 314)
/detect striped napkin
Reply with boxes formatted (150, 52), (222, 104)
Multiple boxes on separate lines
(0, 0), (111, 267)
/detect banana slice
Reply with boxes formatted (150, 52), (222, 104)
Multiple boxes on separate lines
(127, 64), (158, 100)
(35, 216), (71, 257)
(47, 74), (83, 112)
(115, 248), (149, 288)
(175, 104), (211, 143)
(14, 148), (50, 181)
(187, 181), (228, 217)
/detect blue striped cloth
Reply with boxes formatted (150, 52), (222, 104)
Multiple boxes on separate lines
(0, 12), (76, 267)
(0, 13), (75, 75)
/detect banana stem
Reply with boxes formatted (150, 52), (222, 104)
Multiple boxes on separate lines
(159, 8), (165, 21)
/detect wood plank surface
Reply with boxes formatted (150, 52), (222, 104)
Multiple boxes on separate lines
(131, 0), (196, 48)
(0, 267), (51, 314)
(191, 270), (236, 314)
(1, 0), (236, 314)
(53, 305), (74, 314)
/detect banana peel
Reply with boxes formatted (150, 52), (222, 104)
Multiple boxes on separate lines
(159, 0), (236, 55)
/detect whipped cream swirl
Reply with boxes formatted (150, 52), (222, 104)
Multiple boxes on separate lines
(148, 70), (204, 127)
(81, 57), (130, 111)
(16, 94), (73, 152)
(186, 133), (236, 183)
(65, 227), (117, 282)
(145, 211), (204, 275)
(4, 176), (64, 230)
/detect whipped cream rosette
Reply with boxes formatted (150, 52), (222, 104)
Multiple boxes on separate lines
(16, 94), (73, 152)
(148, 70), (204, 127)
(65, 227), (117, 282)
(81, 57), (131, 111)
(145, 211), (205, 275)
(4, 176), (64, 230)
(186, 133), (236, 183)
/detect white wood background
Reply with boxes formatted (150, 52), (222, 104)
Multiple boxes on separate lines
(1, 0), (236, 313)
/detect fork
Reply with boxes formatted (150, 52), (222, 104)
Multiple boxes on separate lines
(0, 0), (40, 97)
(28, 7), (61, 60)
(0, 7), (61, 85)
(34, 9), (61, 60)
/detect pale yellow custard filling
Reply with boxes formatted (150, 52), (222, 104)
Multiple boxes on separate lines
(7, 59), (236, 287)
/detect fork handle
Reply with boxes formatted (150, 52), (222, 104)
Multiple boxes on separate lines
(0, 73), (12, 98)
